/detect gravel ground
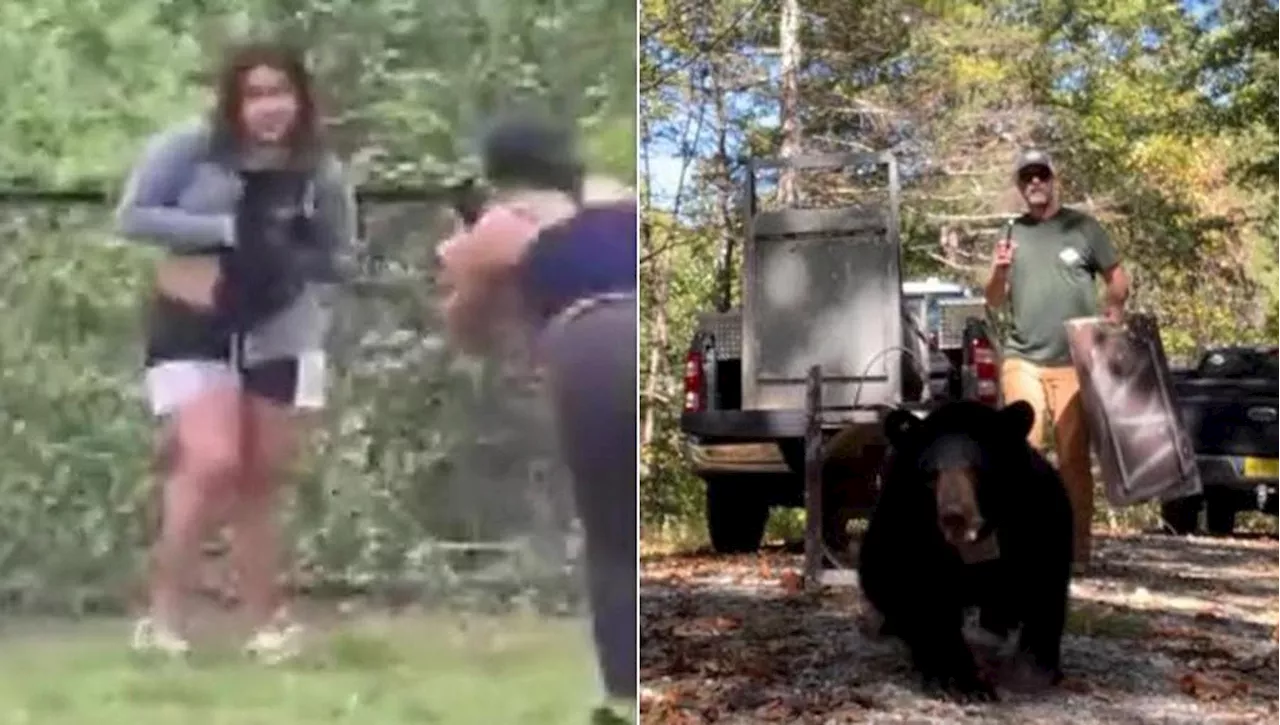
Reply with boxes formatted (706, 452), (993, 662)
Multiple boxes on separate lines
(639, 533), (1279, 724)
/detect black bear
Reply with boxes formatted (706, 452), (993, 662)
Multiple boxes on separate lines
(857, 399), (1073, 701)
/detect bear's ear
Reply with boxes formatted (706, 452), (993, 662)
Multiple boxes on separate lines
(884, 409), (919, 447)
(999, 400), (1036, 440)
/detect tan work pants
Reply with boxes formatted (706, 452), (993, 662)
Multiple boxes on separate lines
(1000, 358), (1094, 565)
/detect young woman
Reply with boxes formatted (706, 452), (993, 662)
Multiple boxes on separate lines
(114, 40), (355, 660)
(437, 117), (638, 724)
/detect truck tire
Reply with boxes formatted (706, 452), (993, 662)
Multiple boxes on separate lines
(705, 476), (770, 554)
(1204, 490), (1237, 537)
(1160, 495), (1202, 535)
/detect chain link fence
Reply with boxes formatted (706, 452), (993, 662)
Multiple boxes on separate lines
(0, 190), (583, 616)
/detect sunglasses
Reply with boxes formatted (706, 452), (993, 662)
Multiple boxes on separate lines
(1018, 167), (1054, 185)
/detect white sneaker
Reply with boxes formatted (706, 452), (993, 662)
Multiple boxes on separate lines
(244, 617), (305, 664)
(131, 616), (191, 657)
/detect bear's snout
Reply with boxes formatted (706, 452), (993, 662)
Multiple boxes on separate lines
(935, 468), (983, 546)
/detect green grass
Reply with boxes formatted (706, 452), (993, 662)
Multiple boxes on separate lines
(0, 611), (599, 725)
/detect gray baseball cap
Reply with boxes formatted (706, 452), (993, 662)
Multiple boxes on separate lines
(1014, 149), (1055, 178)
(1013, 149), (1054, 179)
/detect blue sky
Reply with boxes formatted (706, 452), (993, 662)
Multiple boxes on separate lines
(644, 66), (780, 209)
(643, 0), (1233, 209)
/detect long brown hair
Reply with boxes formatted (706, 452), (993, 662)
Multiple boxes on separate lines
(209, 40), (322, 163)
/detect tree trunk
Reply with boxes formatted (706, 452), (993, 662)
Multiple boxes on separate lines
(639, 112), (662, 465)
(639, 68), (704, 461)
(712, 58), (736, 312)
(777, 0), (803, 206)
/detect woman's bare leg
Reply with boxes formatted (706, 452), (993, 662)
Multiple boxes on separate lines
(147, 384), (243, 642)
(229, 394), (300, 636)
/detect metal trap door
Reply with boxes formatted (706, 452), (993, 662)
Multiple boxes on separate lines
(742, 207), (903, 413)
(1066, 314), (1203, 506)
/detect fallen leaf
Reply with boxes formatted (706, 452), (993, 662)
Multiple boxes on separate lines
(640, 705), (704, 725)
(1194, 610), (1224, 622)
(1177, 671), (1252, 701)
(749, 698), (791, 720)
(673, 615), (742, 637)
(779, 570), (803, 594)
(1060, 676), (1093, 694)
(1151, 624), (1212, 641)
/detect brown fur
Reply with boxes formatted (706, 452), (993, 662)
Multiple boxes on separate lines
(935, 467), (984, 546)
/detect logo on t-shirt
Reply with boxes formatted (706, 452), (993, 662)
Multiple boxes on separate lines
(1058, 247), (1083, 267)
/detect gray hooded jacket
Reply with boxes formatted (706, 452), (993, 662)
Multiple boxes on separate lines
(115, 118), (356, 365)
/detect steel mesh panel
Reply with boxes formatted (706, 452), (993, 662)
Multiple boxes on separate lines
(698, 311), (743, 359)
(938, 299), (986, 349)
(744, 208), (901, 411)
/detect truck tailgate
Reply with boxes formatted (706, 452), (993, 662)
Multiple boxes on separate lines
(1173, 377), (1279, 459)
(681, 408), (888, 440)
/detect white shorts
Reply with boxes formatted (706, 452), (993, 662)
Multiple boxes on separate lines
(143, 351), (327, 417)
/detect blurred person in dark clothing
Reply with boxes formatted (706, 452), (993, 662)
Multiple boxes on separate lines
(436, 115), (637, 724)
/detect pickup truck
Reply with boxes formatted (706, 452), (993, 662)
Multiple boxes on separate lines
(681, 277), (996, 554)
(1162, 346), (1279, 535)
(673, 150), (1016, 559)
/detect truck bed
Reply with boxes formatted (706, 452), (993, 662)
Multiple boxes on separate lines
(1170, 371), (1278, 460)
(1167, 361), (1278, 517)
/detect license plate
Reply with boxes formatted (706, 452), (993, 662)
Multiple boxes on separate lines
(1243, 457), (1279, 478)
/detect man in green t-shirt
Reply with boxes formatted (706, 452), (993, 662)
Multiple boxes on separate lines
(983, 149), (1131, 571)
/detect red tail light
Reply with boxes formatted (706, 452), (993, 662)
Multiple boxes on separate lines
(683, 350), (705, 412)
(970, 336), (999, 407)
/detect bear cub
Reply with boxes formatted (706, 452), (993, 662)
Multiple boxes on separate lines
(857, 399), (1074, 701)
